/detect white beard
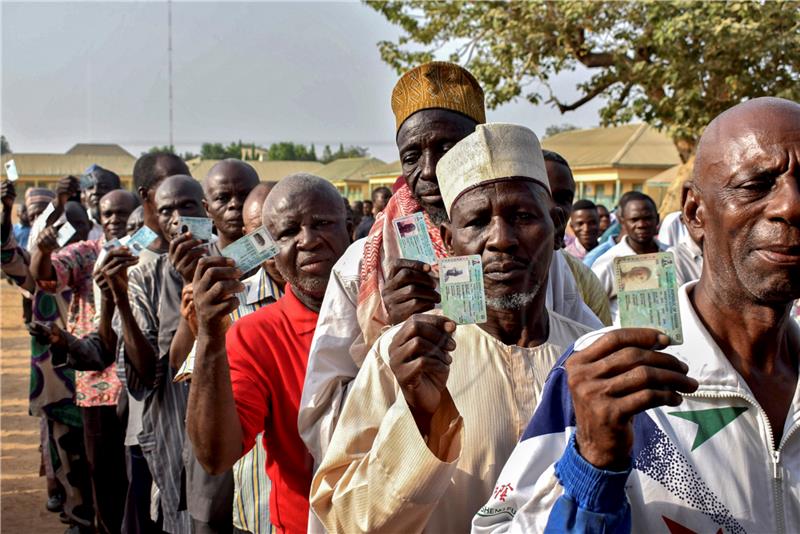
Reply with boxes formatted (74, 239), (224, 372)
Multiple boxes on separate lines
(485, 284), (540, 311)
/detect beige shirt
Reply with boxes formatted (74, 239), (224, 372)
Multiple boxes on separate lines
(310, 311), (591, 533)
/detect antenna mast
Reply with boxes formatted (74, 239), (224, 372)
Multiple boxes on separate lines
(167, 0), (174, 149)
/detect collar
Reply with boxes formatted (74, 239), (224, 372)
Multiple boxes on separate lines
(672, 282), (800, 396)
(619, 235), (667, 254)
(278, 285), (319, 335)
(241, 267), (283, 305)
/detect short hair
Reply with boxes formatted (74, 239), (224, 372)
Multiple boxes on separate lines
(596, 204), (608, 212)
(572, 199), (597, 212)
(542, 149), (570, 169)
(372, 187), (392, 202)
(618, 191), (657, 214)
(133, 152), (188, 191)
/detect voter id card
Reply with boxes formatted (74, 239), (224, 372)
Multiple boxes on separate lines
(178, 216), (213, 241)
(614, 252), (683, 344)
(55, 221), (75, 247)
(393, 212), (438, 265)
(4, 159), (19, 182)
(221, 226), (279, 274)
(439, 255), (487, 325)
(126, 226), (158, 256)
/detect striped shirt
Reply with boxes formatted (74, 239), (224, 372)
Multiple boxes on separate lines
(127, 253), (192, 534)
(175, 267), (283, 533)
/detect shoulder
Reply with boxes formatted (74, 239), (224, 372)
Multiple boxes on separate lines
(337, 238), (367, 274)
(548, 311), (595, 348)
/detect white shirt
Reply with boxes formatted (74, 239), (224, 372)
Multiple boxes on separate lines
(591, 236), (667, 323)
(298, 238), (603, 470)
(668, 232), (703, 285)
(657, 211), (687, 248)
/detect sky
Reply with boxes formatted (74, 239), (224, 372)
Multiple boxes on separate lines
(1, 1), (604, 162)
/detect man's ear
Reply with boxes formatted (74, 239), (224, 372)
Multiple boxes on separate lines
(682, 181), (704, 246)
(137, 186), (148, 203)
(440, 221), (455, 256)
(202, 198), (209, 215)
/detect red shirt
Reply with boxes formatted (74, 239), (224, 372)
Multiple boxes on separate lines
(226, 286), (317, 534)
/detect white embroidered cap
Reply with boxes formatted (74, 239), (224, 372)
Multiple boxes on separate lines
(436, 123), (549, 217)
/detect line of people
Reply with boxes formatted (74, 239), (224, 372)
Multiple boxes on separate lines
(0, 61), (798, 534)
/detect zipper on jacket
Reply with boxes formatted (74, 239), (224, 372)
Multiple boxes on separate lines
(685, 390), (800, 534)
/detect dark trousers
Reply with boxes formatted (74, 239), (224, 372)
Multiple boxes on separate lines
(123, 445), (166, 534)
(83, 405), (128, 534)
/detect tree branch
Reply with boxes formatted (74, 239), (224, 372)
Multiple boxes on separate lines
(550, 79), (614, 113)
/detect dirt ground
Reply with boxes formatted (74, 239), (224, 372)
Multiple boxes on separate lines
(1, 282), (63, 533)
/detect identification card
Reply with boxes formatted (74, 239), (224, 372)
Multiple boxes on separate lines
(393, 212), (438, 265)
(221, 226), (279, 273)
(56, 222), (75, 247)
(126, 226), (159, 256)
(103, 238), (122, 251)
(178, 216), (213, 241)
(614, 252), (683, 344)
(439, 255), (487, 325)
(4, 159), (19, 182)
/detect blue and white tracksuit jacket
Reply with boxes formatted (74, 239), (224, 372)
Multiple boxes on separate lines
(473, 283), (800, 534)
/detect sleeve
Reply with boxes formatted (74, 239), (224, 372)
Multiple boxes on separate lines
(41, 241), (98, 293)
(298, 260), (363, 468)
(227, 321), (271, 453)
(591, 254), (616, 300)
(50, 331), (115, 371)
(567, 255), (613, 327)
(125, 265), (160, 398)
(310, 334), (463, 533)
(1, 232), (34, 295)
(548, 252), (603, 330)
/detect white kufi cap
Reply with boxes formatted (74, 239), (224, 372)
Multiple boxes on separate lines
(436, 123), (549, 217)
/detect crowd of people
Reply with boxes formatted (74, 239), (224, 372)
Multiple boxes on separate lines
(1, 61), (798, 534)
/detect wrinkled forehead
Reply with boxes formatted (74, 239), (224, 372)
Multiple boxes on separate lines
(452, 179), (549, 215)
(697, 106), (800, 188)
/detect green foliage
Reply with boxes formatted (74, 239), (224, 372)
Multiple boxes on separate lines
(0, 135), (10, 155)
(320, 143), (369, 163)
(369, 0), (800, 158)
(544, 124), (580, 138)
(267, 142), (318, 161)
(145, 145), (197, 161)
(200, 141), (244, 160)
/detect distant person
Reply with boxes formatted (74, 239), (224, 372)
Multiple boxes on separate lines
(82, 166), (122, 241)
(544, 152), (612, 326)
(354, 189), (388, 240)
(12, 203), (30, 249)
(597, 203), (611, 233)
(350, 200), (363, 236)
(591, 191), (666, 322)
(565, 199), (600, 260)
(125, 205), (144, 235)
(371, 186), (392, 215)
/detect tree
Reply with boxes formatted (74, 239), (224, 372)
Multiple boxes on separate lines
(0, 135), (10, 155)
(544, 124), (580, 138)
(320, 143), (369, 163)
(200, 141), (242, 160)
(144, 145), (198, 160)
(370, 1), (800, 161)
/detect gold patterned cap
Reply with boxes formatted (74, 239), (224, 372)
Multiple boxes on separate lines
(437, 123), (549, 218)
(391, 62), (486, 132)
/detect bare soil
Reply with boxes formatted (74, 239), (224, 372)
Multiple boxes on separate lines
(1, 282), (62, 533)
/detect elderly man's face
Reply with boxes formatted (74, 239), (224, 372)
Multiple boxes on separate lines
(203, 166), (259, 242)
(155, 179), (207, 242)
(692, 108), (800, 303)
(397, 108), (478, 225)
(265, 188), (351, 301)
(443, 180), (554, 310)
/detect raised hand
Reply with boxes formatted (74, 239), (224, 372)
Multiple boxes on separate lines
(55, 175), (80, 206)
(35, 227), (61, 256)
(100, 248), (139, 302)
(388, 314), (456, 426)
(181, 283), (198, 337)
(28, 321), (67, 348)
(382, 259), (441, 325)
(1, 180), (16, 212)
(192, 256), (243, 339)
(169, 232), (207, 283)
(566, 328), (698, 470)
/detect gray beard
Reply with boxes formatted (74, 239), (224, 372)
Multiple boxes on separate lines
(485, 285), (541, 311)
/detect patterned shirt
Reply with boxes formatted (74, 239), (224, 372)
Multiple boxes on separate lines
(1, 234), (80, 426)
(38, 239), (122, 407)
